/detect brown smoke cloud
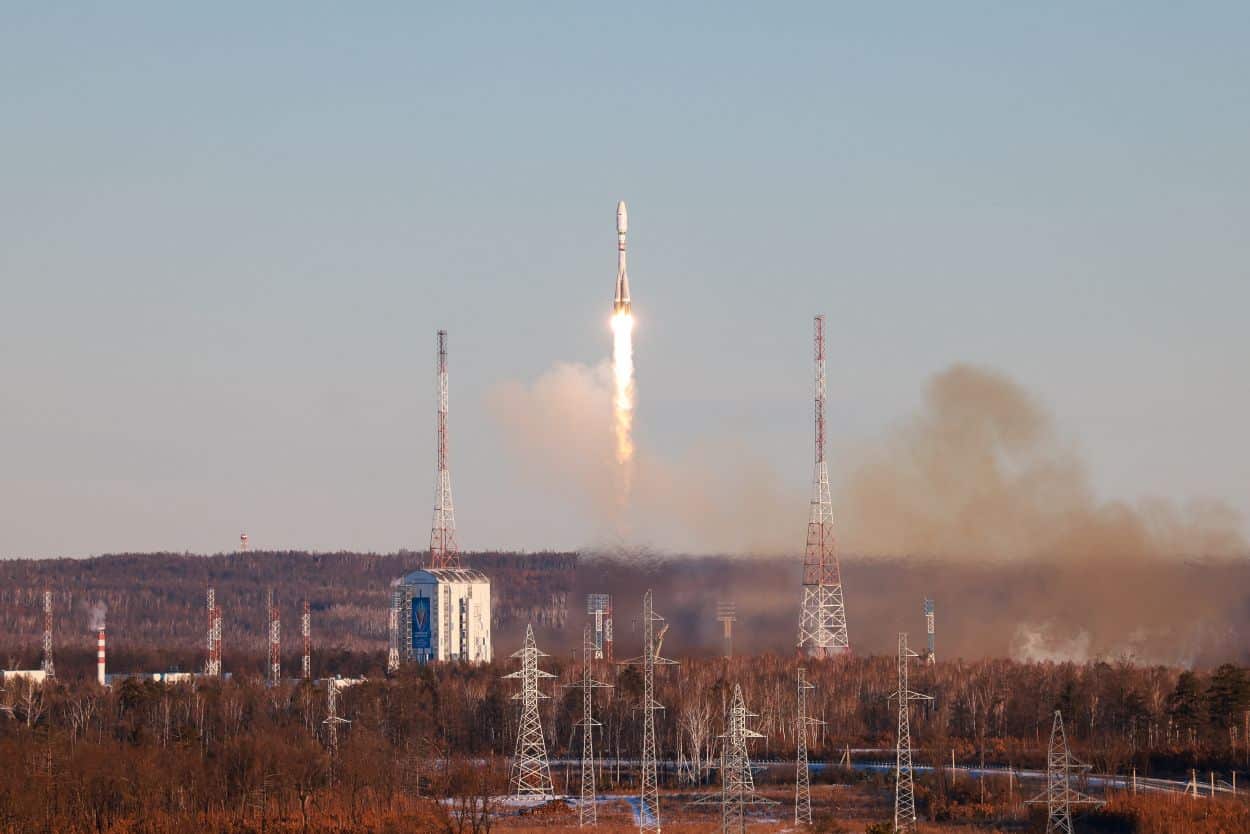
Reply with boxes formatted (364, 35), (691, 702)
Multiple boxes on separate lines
(838, 363), (1245, 563)
(494, 361), (1248, 665)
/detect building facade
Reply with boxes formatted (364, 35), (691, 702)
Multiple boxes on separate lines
(392, 568), (491, 664)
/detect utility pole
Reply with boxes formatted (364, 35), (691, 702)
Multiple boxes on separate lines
(430, 329), (460, 569)
(795, 667), (824, 825)
(506, 624), (555, 797)
(797, 315), (850, 657)
(565, 624), (612, 825)
(626, 590), (678, 832)
(1026, 710), (1104, 833)
(891, 633), (932, 833)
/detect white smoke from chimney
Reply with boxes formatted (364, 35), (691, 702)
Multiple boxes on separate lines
(87, 602), (107, 632)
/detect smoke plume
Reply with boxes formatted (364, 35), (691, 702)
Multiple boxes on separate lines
(86, 602), (107, 632)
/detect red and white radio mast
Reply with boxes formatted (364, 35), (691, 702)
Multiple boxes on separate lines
(797, 314), (851, 656)
(206, 587), (222, 677)
(429, 329), (460, 569)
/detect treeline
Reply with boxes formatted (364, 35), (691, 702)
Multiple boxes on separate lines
(2, 652), (1249, 832)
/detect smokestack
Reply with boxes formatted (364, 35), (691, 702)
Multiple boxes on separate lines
(97, 627), (106, 686)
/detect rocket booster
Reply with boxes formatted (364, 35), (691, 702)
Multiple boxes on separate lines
(613, 200), (631, 315)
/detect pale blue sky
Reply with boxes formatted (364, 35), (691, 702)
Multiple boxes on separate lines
(2, 4), (1247, 556)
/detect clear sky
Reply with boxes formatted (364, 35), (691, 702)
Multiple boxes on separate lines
(2, 3), (1247, 557)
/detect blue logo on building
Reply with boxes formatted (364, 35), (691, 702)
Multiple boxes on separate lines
(412, 597), (431, 649)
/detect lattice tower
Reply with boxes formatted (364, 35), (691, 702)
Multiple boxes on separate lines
(716, 602), (736, 659)
(720, 684), (772, 834)
(387, 590), (401, 674)
(506, 624), (556, 797)
(797, 315), (850, 656)
(267, 588), (281, 686)
(206, 587), (222, 677)
(891, 633), (932, 832)
(564, 623), (613, 825)
(795, 667), (825, 824)
(924, 598), (936, 664)
(430, 329), (460, 569)
(301, 599), (311, 680)
(323, 681), (351, 757)
(1026, 710), (1104, 833)
(624, 590), (678, 832)
(42, 589), (54, 679)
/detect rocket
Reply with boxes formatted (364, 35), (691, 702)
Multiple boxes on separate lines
(613, 200), (631, 315)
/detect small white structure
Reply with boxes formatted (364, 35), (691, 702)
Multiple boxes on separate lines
(1, 670), (47, 685)
(392, 568), (491, 663)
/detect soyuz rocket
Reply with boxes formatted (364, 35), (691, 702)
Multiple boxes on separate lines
(613, 200), (631, 315)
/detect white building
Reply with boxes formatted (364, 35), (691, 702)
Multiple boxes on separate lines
(393, 568), (491, 663)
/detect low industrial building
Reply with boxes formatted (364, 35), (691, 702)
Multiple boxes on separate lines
(392, 568), (491, 663)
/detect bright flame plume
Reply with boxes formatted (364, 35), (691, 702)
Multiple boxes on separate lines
(611, 312), (635, 470)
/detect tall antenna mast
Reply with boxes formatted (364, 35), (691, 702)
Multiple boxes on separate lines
(430, 329), (460, 569)
(891, 633), (932, 832)
(302, 599), (311, 680)
(42, 589), (54, 679)
(626, 590), (678, 832)
(267, 588), (281, 686)
(506, 624), (555, 798)
(797, 314), (851, 656)
(565, 623), (612, 825)
(795, 667), (824, 824)
(206, 587), (222, 677)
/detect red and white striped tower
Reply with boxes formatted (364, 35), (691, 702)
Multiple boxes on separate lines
(206, 587), (222, 677)
(42, 589), (54, 679)
(96, 627), (106, 686)
(301, 599), (311, 681)
(268, 588), (281, 685)
(797, 314), (851, 656)
(429, 329), (460, 569)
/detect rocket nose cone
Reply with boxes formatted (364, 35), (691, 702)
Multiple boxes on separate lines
(617, 201), (628, 234)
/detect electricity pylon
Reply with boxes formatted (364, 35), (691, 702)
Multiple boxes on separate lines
(625, 590), (677, 832)
(323, 680), (350, 756)
(890, 633), (932, 832)
(1027, 710), (1104, 833)
(795, 667), (824, 825)
(564, 624), (613, 826)
(721, 684), (774, 833)
(506, 624), (555, 798)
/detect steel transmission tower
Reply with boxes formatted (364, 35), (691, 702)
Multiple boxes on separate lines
(565, 624), (612, 825)
(719, 684), (772, 834)
(891, 633), (932, 832)
(323, 681), (350, 756)
(206, 587), (222, 677)
(267, 588), (281, 686)
(430, 329), (460, 569)
(626, 590), (678, 832)
(797, 315), (850, 657)
(1027, 710), (1104, 833)
(41, 589), (54, 679)
(506, 624), (556, 798)
(795, 667), (824, 825)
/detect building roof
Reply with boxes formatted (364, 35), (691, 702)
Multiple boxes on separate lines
(398, 568), (490, 585)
